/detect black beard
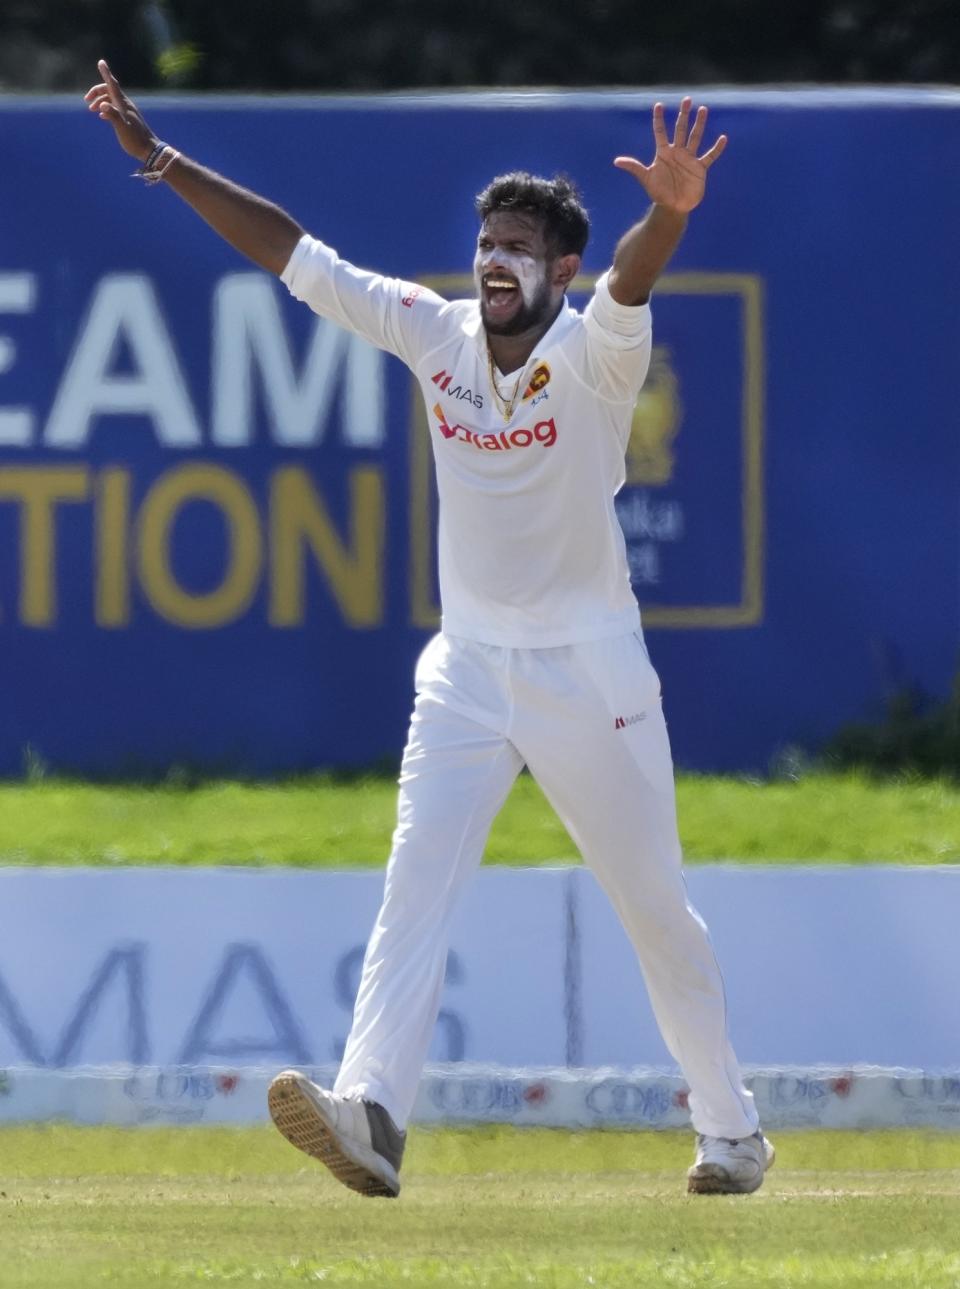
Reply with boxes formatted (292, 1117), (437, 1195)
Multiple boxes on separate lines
(481, 276), (555, 337)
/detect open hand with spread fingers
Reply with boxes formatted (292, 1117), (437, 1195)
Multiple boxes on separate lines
(614, 98), (727, 214)
(84, 59), (158, 163)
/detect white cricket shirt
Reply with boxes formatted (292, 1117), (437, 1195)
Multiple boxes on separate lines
(282, 234), (652, 648)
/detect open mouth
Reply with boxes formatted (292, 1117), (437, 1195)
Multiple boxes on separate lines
(482, 273), (520, 312)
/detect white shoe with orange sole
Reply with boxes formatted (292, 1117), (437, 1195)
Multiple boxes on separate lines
(267, 1069), (405, 1198)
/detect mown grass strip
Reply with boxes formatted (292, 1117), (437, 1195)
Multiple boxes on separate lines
(108, 1250), (960, 1288)
(4, 1125), (960, 1177)
(2, 771), (960, 866)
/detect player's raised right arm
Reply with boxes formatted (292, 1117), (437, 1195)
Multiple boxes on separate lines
(85, 60), (303, 276)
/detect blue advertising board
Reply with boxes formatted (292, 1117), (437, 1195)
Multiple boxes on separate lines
(1, 89), (958, 775)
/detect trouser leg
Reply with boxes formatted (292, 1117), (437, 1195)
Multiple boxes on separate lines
(335, 636), (522, 1130)
(514, 633), (758, 1139)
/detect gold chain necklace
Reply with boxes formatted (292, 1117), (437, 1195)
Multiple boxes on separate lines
(487, 345), (526, 423)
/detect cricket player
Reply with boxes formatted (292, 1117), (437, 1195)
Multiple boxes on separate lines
(87, 60), (774, 1197)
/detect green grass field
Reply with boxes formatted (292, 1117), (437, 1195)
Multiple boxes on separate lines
(1, 1126), (958, 1288)
(2, 771), (960, 866)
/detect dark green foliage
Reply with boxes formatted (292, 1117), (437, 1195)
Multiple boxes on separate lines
(826, 674), (960, 778)
(3, 0), (959, 92)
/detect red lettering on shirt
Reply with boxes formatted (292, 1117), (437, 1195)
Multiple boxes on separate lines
(431, 405), (559, 453)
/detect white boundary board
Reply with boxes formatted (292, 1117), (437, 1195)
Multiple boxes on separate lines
(1, 866), (957, 1076)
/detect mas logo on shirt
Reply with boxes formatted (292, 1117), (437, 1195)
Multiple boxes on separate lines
(432, 403), (557, 451)
(431, 369), (484, 409)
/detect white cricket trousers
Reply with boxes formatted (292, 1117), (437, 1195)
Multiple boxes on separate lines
(334, 630), (758, 1140)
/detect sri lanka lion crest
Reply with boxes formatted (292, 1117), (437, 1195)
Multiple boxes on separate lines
(626, 345), (681, 486)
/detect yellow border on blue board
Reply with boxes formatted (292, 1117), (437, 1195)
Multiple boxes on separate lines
(409, 272), (765, 630)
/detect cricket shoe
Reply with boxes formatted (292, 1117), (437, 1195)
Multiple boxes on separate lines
(267, 1070), (405, 1198)
(687, 1130), (775, 1195)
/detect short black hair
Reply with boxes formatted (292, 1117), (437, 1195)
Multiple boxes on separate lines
(475, 172), (590, 258)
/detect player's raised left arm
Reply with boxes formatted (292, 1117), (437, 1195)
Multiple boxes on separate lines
(607, 98), (727, 306)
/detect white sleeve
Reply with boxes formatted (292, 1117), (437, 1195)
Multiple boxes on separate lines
(280, 233), (448, 369)
(582, 270), (653, 403)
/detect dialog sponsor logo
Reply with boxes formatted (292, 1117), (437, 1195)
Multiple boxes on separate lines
(432, 403), (557, 451)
